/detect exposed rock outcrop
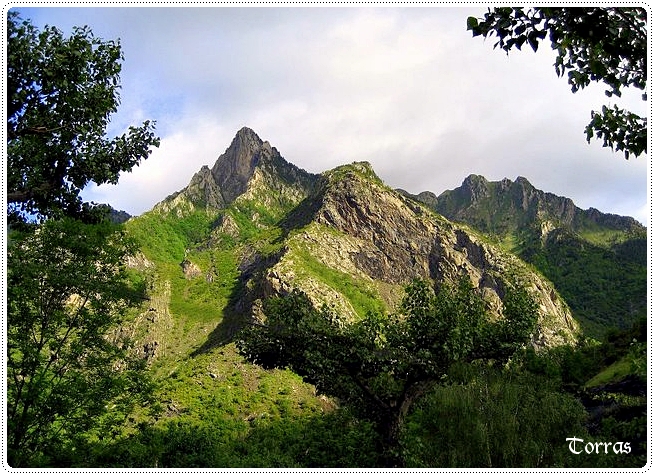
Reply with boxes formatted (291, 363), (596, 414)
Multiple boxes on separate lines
(259, 162), (579, 347)
(181, 259), (203, 279)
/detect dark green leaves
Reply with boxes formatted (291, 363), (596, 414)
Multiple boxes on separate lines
(466, 16), (479, 33)
(7, 219), (153, 466)
(467, 7), (647, 159)
(6, 12), (160, 223)
(586, 106), (647, 159)
(237, 276), (540, 455)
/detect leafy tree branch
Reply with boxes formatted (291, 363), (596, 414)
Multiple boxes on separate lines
(467, 7), (647, 159)
(7, 11), (160, 223)
(6, 214), (153, 466)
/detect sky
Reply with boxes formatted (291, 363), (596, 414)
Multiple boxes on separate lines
(12, 6), (650, 225)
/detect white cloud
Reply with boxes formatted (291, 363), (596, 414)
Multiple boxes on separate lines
(22, 6), (647, 224)
(82, 115), (228, 214)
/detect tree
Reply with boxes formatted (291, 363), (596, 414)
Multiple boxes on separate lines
(6, 13), (159, 466)
(467, 7), (647, 159)
(237, 277), (539, 465)
(7, 218), (153, 467)
(7, 11), (160, 223)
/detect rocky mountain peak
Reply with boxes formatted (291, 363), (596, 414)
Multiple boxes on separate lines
(461, 174), (490, 202)
(209, 127), (273, 204)
(406, 173), (645, 337)
(154, 127), (318, 217)
(514, 176), (532, 187)
(144, 132), (585, 348)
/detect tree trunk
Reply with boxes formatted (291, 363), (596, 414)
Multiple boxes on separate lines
(378, 411), (404, 467)
(378, 380), (437, 467)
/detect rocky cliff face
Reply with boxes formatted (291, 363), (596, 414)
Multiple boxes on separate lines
(259, 162), (578, 347)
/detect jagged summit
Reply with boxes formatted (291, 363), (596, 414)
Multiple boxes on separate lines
(420, 174), (643, 235)
(210, 127), (272, 204)
(405, 174), (646, 335)
(154, 127), (318, 216)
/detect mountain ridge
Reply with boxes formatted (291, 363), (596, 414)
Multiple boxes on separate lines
(405, 173), (643, 240)
(404, 174), (646, 336)
(125, 128), (585, 354)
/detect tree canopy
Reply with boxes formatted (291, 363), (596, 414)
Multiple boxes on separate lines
(237, 277), (539, 463)
(7, 11), (160, 223)
(467, 7), (647, 159)
(6, 13), (158, 466)
(7, 218), (153, 466)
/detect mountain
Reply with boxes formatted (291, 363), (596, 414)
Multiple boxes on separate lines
(107, 207), (131, 224)
(100, 128), (646, 467)
(413, 174), (643, 238)
(126, 128), (578, 364)
(260, 162), (578, 346)
(404, 174), (647, 337)
(154, 126), (319, 218)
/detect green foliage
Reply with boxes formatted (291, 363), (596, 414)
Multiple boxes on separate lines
(6, 218), (154, 466)
(237, 277), (539, 460)
(86, 407), (379, 468)
(167, 249), (240, 326)
(468, 7), (647, 159)
(518, 317), (646, 388)
(401, 365), (588, 467)
(227, 201), (279, 241)
(291, 243), (386, 318)
(585, 356), (634, 388)
(74, 340), (377, 468)
(6, 11), (159, 223)
(223, 203), (286, 259)
(126, 211), (215, 263)
(583, 324), (647, 388)
(525, 232), (646, 336)
(586, 104), (648, 159)
(511, 323), (646, 468)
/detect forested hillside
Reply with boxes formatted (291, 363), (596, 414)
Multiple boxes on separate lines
(407, 174), (647, 338)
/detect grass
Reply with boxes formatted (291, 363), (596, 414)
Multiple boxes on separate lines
(285, 227), (387, 319)
(125, 210), (217, 263)
(585, 356), (633, 388)
(168, 249), (240, 325)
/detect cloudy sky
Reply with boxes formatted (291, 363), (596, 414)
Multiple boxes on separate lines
(14, 6), (650, 224)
